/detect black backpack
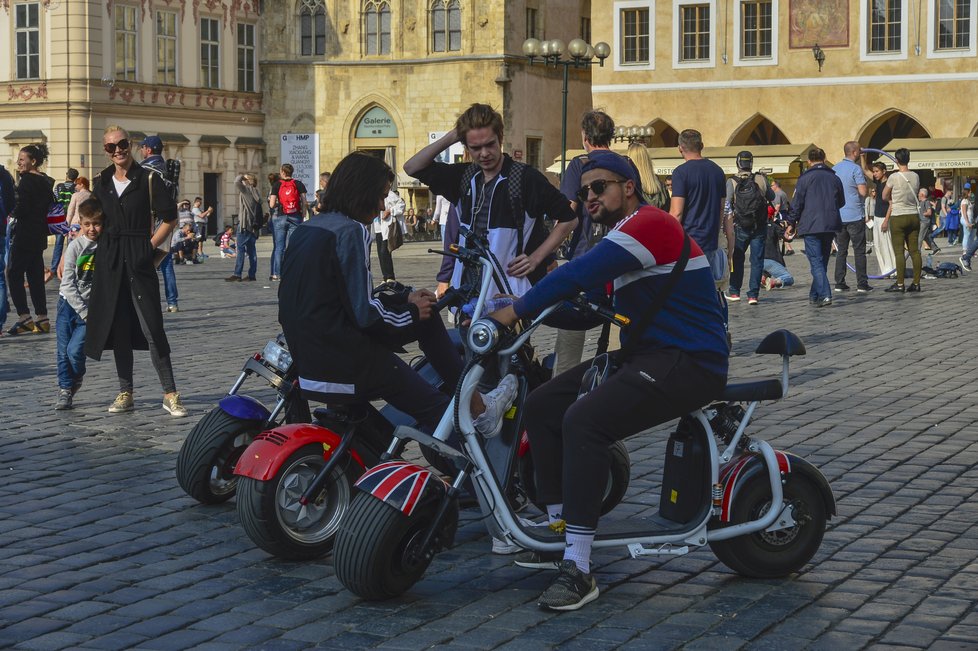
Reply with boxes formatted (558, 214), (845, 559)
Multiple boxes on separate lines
(732, 174), (767, 231)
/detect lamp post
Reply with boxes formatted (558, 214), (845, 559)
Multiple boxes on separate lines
(522, 37), (610, 177)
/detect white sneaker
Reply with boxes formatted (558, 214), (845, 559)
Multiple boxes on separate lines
(473, 374), (518, 438)
(491, 516), (546, 555)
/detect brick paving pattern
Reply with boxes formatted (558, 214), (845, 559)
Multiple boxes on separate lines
(1, 239), (976, 650)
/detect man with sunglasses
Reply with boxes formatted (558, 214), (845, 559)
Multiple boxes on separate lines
(85, 125), (187, 417)
(489, 151), (728, 611)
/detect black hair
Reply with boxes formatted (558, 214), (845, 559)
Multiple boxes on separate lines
(894, 148), (911, 165)
(322, 152), (395, 224)
(581, 110), (615, 148)
(807, 147), (826, 163)
(66, 168), (79, 181)
(21, 143), (49, 167)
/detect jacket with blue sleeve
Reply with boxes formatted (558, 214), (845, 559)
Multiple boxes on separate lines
(787, 163), (845, 235)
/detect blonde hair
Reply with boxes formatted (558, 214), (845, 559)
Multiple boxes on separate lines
(104, 124), (129, 138)
(627, 143), (669, 209)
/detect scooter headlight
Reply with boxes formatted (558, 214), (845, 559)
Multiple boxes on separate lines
(468, 319), (499, 355)
(261, 340), (293, 373)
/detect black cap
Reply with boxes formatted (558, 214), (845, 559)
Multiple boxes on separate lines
(736, 150), (753, 171)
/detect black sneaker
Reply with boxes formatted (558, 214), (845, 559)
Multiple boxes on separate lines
(960, 256), (971, 272)
(906, 283), (921, 293)
(856, 285), (873, 293)
(884, 283), (905, 293)
(537, 560), (599, 611)
(514, 549), (563, 570)
(55, 389), (73, 410)
(833, 284), (850, 292)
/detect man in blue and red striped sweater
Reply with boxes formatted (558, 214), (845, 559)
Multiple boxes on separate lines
(490, 150), (728, 611)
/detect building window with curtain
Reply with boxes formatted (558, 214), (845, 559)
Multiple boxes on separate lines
(300, 0), (327, 56)
(741, 0), (772, 58)
(869, 0), (902, 53)
(680, 4), (711, 61)
(15, 2), (40, 80)
(621, 8), (650, 64)
(937, 0), (971, 50)
(201, 17), (220, 88)
(238, 23), (256, 92)
(115, 5), (138, 81)
(431, 0), (462, 52)
(156, 11), (178, 85)
(364, 1), (391, 55)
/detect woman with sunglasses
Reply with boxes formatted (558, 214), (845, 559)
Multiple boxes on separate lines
(84, 125), (187, 417)
(5, 143), (55, 336)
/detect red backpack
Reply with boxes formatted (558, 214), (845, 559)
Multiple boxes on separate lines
(278, 178), (300, 215)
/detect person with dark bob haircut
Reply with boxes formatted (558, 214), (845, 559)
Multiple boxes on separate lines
(277, 152), (519, 442)
(881, 147), (922, 292)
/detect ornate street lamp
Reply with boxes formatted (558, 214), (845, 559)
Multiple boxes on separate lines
(522, 37), (611, 177)
(614, 124), (656, 146)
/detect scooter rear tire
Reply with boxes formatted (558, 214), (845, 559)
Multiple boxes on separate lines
(237, 443), (358, 560)
(334, 493), (457, 600)
(176, 408), (260, 504)
(708, 472), (827, 578)
(519, 440), (631, 516)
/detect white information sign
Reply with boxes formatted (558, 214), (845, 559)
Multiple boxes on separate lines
(280, 133), (320, 202)
(429, 131), (466, 165)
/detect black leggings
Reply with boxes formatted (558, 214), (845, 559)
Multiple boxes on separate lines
(5, 244), (46, 318)
(523, 349), (726, 529)
(375, 233), (395, 281)
(111, 275), (176, 394)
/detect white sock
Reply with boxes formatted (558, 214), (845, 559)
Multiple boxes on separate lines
(563, 526), (595, 574)
(546, 504), (563, 524)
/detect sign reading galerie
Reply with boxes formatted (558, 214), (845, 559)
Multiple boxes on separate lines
(280, 133), (320, 203)
(356, 106), (398, 138)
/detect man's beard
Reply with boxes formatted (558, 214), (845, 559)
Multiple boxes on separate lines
(590, 203), (624, 226)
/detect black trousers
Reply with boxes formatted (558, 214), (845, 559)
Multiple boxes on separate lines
(523, 349), (725, 529)
(375, 233), (395, 281)
(834, 221), (868, 287)
(111, 274), (176, 394)
(6, 244), (46, 317)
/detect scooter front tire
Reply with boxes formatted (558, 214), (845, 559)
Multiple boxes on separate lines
(237, 443), (357, 560)
(709, 472), (828, 578)
(334, 492), (457, 600)
(176, 408), (260, 504)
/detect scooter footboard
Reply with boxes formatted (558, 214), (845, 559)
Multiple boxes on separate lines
(354, 461), (448, 517)
(717, 450), (836, 523)
(234, 423), (358, 481)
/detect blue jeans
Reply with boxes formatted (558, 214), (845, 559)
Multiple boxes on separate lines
(233, 231), (258, 279)
(271, 215), (300, 277)
(56, 297), (87, 389)
(50, 234), (65, 273)
(158, 252), (178, 307)
(803, 233), (835, 302)
(763, 259), (794, 286)
(962, 231), (978, 264)
(730, 223), (767, 299)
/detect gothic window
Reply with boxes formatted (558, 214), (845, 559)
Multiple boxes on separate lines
(300, 0), (327, 56)
(431, 1), (461, 52)
(364, 1), (392, 55)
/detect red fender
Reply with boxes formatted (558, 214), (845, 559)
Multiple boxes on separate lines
(354, 461), (448, 516)
(233, 423), (367, 482)
(717, 450), (835, 522)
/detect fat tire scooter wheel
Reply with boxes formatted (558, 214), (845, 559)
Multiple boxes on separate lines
(237, 443), (357, 560)
(334, 492), (458, 600)
(519, 440), (631, 516)
(176, 408), (260, 504)
(709, 473), (827, 578)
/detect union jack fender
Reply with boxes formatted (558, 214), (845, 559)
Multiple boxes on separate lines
(717, 450), (835, 522)
(354, 461), (448, 517)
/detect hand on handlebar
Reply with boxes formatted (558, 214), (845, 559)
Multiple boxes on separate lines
(488, 303), (519, 328)
(408, 289), (437, 320)
(435, 281), (450, 299)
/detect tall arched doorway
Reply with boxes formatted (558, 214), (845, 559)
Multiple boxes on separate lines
(352, 105), (399, 169)
(648, 119), (679, 148)
(858, 109), (930, 152)
(728, 114), (790, 146)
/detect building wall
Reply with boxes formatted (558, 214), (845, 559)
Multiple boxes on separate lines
(262, 0), (594, 208)
(592, 1), (978, 167)
(0, 0), (264, 225)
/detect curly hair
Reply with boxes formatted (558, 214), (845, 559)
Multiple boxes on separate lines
(20, 143), (49, 167)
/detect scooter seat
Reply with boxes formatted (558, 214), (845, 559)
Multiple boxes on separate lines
(720, 377), (784, 403)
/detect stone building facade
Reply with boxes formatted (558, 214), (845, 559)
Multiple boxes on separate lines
(261, 0), (595, 209)
(0, 0), (265, 229)
(591, 0), (978, 189)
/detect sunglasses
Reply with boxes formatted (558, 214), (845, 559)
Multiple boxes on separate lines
(103, 139), (130, 154)
(577, 179), (625, 202)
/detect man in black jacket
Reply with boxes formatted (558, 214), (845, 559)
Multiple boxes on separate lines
(279, 152), (516, 437)
(787, 148), (845, 306)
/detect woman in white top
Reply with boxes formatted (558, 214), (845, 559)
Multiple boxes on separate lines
(959, 183), (974, 255)
(881, 148), (921, 292)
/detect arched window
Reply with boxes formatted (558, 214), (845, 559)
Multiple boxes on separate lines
(431, 0), (461, 52)
(364, 1), (391, 55)
(299, 0), (327, 56)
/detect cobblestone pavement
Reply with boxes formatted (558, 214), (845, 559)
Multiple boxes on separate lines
(1, 238), (976, 651)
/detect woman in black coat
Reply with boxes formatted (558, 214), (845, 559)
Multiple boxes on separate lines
(85, 126), (187, 416)
(5, 143), (55, 335)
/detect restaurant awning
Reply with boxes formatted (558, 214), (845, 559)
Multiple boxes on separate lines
(882, 137), (978, 170)
(547, 144), (813, 176)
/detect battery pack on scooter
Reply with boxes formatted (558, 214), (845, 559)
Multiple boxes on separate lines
(659, 416), (708, 523)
